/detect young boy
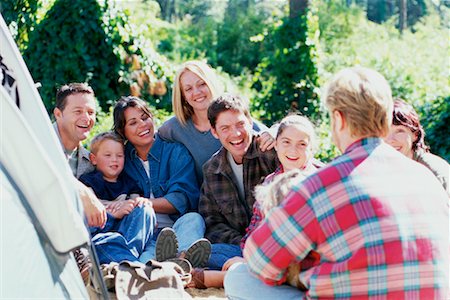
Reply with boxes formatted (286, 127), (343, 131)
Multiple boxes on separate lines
(80, 132), (149, 218)
(79, 132), (156, 265)
(80, 132), (210, 271)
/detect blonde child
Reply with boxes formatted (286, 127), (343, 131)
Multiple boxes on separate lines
(79, 131), (156, 266)
(79, 132), (149, 219)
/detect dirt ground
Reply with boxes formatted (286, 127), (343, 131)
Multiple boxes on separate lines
(187, 287), (226, 299)
(105, 288), (225, 299)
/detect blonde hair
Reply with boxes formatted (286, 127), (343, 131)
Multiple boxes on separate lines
(254, 169), (305, 215)
(322, 67), (393, 138)
(276, 114), (318, 154)
(172, 60), (223, 125)
(90, 131), (124, 154)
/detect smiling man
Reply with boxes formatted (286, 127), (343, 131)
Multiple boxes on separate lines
(52, 82), (107, 284)
(53, 83), (97, 178)
(199, 93), (278, 269)
(53, 83), (106, 228)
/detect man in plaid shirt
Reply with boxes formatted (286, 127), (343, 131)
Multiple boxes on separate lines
(224, 67), (449, 299)
(199, 93), (278, 269)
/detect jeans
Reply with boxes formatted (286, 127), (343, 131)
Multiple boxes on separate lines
(91, 206), (156, 264)
(138, 212), (206, 263)
(208, 243), (242, 270)
(224, 262), (305, 300)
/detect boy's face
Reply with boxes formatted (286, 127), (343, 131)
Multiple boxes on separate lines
(90, 139), (125, 182)
(211, 110), (253, 164)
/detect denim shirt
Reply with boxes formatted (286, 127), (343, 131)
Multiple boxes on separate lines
(123, 134), (200, 216)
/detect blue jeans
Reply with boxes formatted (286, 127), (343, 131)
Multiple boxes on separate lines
(208, 243), (242, 270)
(91, 206), (156, 264)
(224, 262), (305, 299)
(138, 212), (206, 263)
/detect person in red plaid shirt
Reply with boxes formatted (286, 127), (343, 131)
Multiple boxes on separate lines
(224, 67), (449, 299)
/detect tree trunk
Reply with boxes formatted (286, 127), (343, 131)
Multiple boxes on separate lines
(289, 0), (308, 19)
(399, 0), (407, 33)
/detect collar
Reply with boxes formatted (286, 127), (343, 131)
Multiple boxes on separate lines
(242, 135), (261, 160)
(78, 144), (91, 161)
(344, 137), (382, 154)
(53, 122), (85, 157)
(125, 134), (161, 163)
(213, 135), (259, 175)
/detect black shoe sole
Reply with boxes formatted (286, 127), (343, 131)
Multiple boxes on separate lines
(155, 228), (178, 262)
(184, 239), (211, 268)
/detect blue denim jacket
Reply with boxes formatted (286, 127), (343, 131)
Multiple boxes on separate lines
(123, 134), (200, 216)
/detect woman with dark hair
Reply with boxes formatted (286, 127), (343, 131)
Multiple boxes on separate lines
(113, 96), (211, 267)
(385, 98), (449, 192)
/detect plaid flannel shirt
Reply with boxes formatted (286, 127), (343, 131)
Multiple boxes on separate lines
(199, 136), (278, 244)
(244, 138), (449, 299)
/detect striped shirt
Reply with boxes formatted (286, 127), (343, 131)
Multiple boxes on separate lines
(244, 138), (449, 299)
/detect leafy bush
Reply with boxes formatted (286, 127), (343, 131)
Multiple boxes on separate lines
(316, 3), (449, 161)
(215, 0), (281, 76)
(420, 96), (450, 161)
(252, 7), (320, 126)
(317, 4), (448, 107)
(23, 0), (131, 112)
(0, 0), (40, 50)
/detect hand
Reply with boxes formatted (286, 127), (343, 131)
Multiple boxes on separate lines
(133, 197), (152, 208)
(110, 200), (135, 219)
(76, 180), (107, 228)
(222, 256), (245, 271)
(257, 131), (275, 152)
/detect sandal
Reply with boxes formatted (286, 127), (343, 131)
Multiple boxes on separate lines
(166, 257), (192, 274)
(187, 268), (207, 289)
(169, 261), (192, 288)
(155, 227), (178, 262)
(100, 262), (119, 291)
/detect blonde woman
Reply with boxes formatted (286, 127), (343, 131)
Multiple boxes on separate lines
(158, 60), (274, 184)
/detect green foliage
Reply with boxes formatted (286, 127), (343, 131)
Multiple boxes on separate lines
(215, 0), (277, 75)
(420, 96), (450, 161)
(115, 0), (222, 112)
(316, 2), (449, 161)
(252, 8), (320, 126)
(0, 0), (40, 50)
(363, 0), (427, 28)
(156, 15), (219, 63)
(85, 106), (114, 148)
(156, 0), (213, 23)
(7, 0), (448, 163)
(314, 114), (340, 163)
(23, 0), (128, 111)
(138, 0), (226, 64)
(317, 4), (449, 106)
